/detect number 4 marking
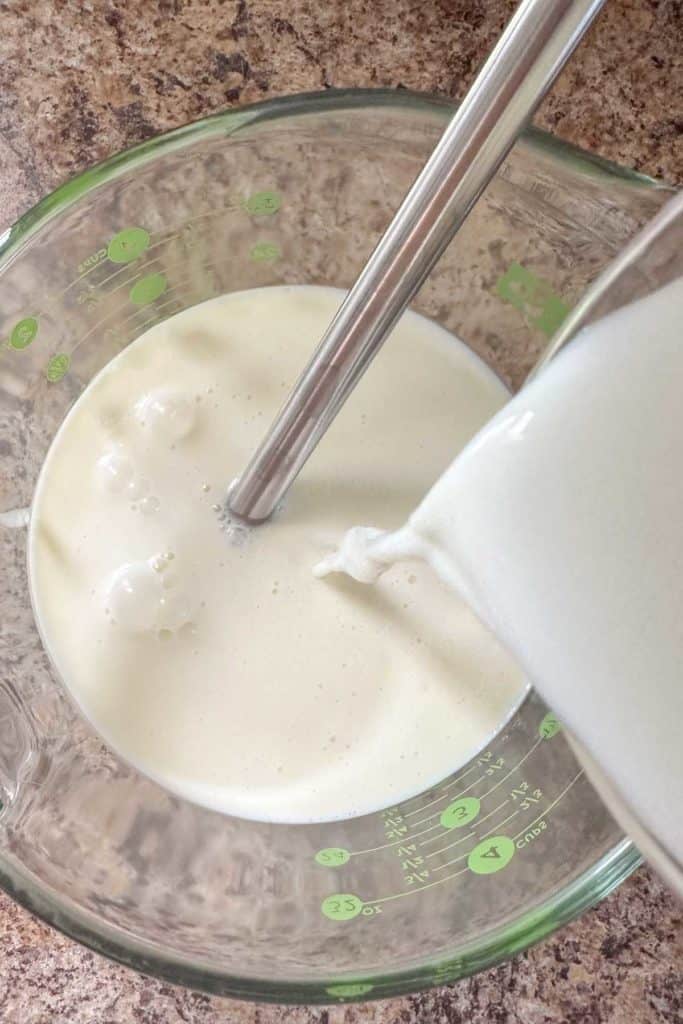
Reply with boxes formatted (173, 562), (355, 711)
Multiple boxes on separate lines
(468, 836), (516, 875)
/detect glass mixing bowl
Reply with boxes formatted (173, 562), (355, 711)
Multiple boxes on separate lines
(0, 90), (676, 1003)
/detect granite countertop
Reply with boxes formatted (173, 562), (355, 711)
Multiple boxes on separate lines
(0, 1), (681, 1021)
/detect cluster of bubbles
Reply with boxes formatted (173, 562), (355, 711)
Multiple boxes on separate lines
(133, 390), (196, 442)
(96, 389), (197, 515)
(96, 389), (204, 636)
(211, 499), (253, 546)
(95, 451), (161, 515)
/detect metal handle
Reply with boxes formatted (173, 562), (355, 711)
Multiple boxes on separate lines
(229, 0), (607, 522)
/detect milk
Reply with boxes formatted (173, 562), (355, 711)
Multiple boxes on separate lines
(319, 278), (683, 865)
(28, 285), (526, 823)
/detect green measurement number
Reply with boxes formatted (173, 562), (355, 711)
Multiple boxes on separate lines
(496, 262), (569, 337)
(129, 272), (167, 306)
(539, 712), (562, 739)
(315, 847), (350, 867)
(249, 241), (281, 262)
(440, 796), (480, 829)
(244, 190), (282, 216)
(108, 227), (150, 264)
(46, 353), (70, 383)
(468, 835), (516, 875)
(321, 893), (363, 921)
(10, 317), (38, 350)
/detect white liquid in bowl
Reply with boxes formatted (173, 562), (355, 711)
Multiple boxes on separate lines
(29, 285), (526, 823)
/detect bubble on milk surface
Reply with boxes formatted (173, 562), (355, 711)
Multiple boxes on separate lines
(139, 495), (160, 515)
(96, 447), (152, 504)
(95, 450), (135, 494)
(134, 390), (196, 441)
(104, 554), (195, 634)
(105, 561), (161, 632)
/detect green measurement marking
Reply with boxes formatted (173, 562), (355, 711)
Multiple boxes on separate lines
(348, 820), (442, 857)
(321, 893), (364, 921)
(96, 255), (208, 313)
(404, 772), (476, 819)
(96, 252), (166, 292)
(9, 317), (38, 350)
(72, 255), (223, 356)
(322, 776), (585, 922)
(479, 739), (541, 801)
(325, 983), (374, 999)
(430, 962), (461, 987)
(426, 831), (476, 862)
(496, 262), (570, 338)
(244, 190), (282, 216)
(129, 273), (167, 306)
(407, 772), (487, 826)
(372, 866), (469, 905)
(249, 241), (281, 262)
(539, 712), (562, 739)
(46, 353), (70, 383)
(513, 770), (583, 840)
(467, 835), (516, 875)
(315, 847), (351, 867)
(425, 799), (508, 849)
(440, 796), (480, 830)
(108, 227), (150, 265)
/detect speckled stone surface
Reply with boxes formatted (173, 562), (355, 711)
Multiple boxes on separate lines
(0, 1), (681, 1021)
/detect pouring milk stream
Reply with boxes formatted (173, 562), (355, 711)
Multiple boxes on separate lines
(317, 277), (683, 887)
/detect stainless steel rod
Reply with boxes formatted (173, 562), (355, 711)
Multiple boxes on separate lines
(229, 0), (606, 522)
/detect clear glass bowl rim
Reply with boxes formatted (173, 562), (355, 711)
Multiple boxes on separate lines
(0, 87), (646, 1004)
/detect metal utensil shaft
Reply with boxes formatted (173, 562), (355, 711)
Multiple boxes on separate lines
(229, 0), (606, 522)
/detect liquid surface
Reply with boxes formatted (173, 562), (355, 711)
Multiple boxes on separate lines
(29, 285), (526, 823)
(320, 278), (683, 859)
